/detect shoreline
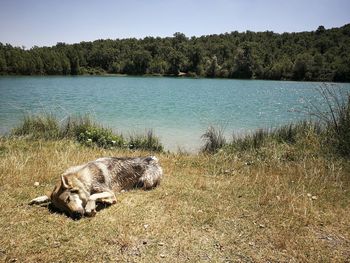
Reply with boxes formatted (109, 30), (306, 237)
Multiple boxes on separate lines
(1, 73), (349, 84)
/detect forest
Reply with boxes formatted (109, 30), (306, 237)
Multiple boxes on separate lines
(0, 24), (349, 82)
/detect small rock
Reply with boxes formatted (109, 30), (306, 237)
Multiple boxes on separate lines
(143, 224), (149, 229)
(307, 193), (312, 198)
(248, 242), (254, 246)
(312, 196), (317, 200)
(158, 242), (164, 246)
(259, 224), (265, 228)
(34, 182), (40, 187)
(52, 241), (60, 248)
(160, 254), (166, 258)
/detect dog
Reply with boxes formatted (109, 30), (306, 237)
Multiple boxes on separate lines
(29, 156), (163, 219)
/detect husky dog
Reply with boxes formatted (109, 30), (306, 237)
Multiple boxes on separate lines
(30, 156), (163, 219)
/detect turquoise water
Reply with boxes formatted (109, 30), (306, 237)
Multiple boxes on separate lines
(0, 76), (349, 151)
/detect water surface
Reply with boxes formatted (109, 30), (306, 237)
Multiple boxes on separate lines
(0, 76), (349, 151)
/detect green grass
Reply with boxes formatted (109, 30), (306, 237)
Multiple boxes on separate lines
(129, 130), (164, 152)
(201, 85), (350, 159)
(11, 114), (163, 152)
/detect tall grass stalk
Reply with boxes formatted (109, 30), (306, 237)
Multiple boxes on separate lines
(128, 130), (163, 152)
(201, 126), (226, 153)
(309, 84), (350, 156)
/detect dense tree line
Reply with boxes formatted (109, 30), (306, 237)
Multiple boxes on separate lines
(1, 24), (350, 82)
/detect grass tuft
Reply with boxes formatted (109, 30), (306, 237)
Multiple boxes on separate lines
(311, 84), (350, 157)
(128, 130), (164, 152)
(12, 114), (61, 139)
(201, 126), (226, 153)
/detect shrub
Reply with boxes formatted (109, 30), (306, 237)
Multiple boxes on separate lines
(77, 126), (125, 149)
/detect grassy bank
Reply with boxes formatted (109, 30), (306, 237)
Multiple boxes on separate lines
(0, 137), (349, 262)
(11, 114), (163, 152)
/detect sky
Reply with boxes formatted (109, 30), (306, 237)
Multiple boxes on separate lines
(0, 0), (349, 48)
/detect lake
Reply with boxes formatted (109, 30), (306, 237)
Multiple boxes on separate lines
(0, 76), (349, 151)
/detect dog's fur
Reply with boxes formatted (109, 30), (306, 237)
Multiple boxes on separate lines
(30, 156), (163, 219)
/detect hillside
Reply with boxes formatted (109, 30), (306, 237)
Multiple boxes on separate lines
(0, 24), (350, 81)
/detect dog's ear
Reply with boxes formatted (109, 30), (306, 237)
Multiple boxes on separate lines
(61, 175), (71, 189)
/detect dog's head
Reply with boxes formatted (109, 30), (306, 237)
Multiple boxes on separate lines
(50, 175), (87, 220)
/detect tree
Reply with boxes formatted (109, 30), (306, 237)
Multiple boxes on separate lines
(206, 56), (220, 77)
(230, 46), (253, 79)
(292, 53), (313, 80)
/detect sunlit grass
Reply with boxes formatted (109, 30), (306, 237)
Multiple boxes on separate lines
(0, 138), (349, 262)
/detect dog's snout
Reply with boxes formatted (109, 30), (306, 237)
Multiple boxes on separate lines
(71, 211), (83, 220)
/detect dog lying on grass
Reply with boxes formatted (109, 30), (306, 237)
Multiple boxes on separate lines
(29, 156), (163, 219)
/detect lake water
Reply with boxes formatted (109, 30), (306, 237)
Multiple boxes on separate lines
(0, 76), (349, 152)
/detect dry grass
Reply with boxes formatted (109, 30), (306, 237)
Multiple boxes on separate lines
(0, 138), (349, 262)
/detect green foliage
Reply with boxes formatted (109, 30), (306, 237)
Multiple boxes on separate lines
(77, 127), (124, 149)
(2, 24), (349, 81)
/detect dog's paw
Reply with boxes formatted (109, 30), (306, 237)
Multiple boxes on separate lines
(85, 209), (97, 217)
(100, 198), (117, 205)
(85, 200), (97, 217)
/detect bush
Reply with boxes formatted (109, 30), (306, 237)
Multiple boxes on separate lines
(77, 126), (125, 149)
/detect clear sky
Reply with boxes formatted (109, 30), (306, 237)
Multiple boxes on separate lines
(0, 0), (349, 48)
